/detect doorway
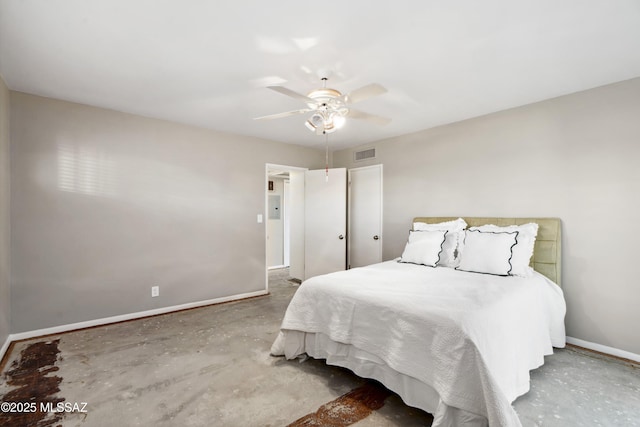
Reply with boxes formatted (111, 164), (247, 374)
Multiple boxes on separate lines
(265, 164), (307, 290)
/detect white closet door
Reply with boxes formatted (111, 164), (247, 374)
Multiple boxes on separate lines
(348, 165), (383, 268)
(304, 168), (347, 279)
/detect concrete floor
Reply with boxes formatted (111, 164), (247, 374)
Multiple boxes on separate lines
(1, 268), (639, 426)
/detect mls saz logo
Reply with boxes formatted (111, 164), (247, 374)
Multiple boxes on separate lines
(41, 402), (88, 413)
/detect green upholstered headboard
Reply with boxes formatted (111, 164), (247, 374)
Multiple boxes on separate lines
(412, 217), (562, 287)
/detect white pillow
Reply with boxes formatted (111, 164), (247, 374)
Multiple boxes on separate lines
(412, 218), (467, 267)
(456, 230), (519, 276)
(469, 223), (538, 277)
(399, 230), (448, 267)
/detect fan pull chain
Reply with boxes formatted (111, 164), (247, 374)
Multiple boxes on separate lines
(325, 131), (329, 182)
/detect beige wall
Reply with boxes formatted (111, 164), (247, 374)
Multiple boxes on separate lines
(0, 76), (10, 346)
(10, 92), (325, 333)
(335, 77), (640, 355)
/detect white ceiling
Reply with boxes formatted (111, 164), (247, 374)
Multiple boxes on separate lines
(1, 0), (640, 151)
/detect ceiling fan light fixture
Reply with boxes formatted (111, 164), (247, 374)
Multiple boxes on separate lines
(332, 114), (346, 129)
(304, 120), (316, 132)
(310, 113), (324, 126)
(323, 121), (336, 134)
(305, 113), (324, 133)
(304, 119), (317, 132)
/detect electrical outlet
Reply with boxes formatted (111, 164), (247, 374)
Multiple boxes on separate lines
(151, 286), (159, 297)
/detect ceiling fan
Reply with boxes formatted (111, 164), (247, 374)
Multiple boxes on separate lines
(255, 78), (391, 135)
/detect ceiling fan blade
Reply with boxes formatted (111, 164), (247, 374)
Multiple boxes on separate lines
(347, 109), (391, 126)
(343, 83), (387, 104)
(254, 108), (312, 120)
(267, 86), (316, 104)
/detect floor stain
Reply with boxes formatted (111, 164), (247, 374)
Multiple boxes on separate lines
(288, 381), (395, 426)
(0, 340), (65, 427)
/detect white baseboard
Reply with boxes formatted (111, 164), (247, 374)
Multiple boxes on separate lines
(566, 336), (640, 363)
(5, 289), (268, 344)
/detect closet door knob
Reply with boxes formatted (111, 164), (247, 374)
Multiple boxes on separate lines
(338, 235), (345, 240)
(373, 235), (379, 240)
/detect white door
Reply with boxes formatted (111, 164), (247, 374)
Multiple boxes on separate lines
(304, 168), (347, 279)
(348, 165), (383, 268)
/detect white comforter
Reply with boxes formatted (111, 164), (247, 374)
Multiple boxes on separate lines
(271, 260), (566, 427)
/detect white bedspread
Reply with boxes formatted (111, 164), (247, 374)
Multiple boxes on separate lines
(271, 260), (566, 427)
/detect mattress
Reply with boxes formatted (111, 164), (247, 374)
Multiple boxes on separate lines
(271, 260), (566, 427)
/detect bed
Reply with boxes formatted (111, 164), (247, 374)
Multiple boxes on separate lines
(271, 217), (566, 427)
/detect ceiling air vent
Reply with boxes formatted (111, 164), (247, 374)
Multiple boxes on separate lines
(354, 148), (376, 162)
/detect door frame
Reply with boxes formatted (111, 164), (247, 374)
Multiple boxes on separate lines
(265, 163), (308, 292)
(283, 180), (291, 267)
